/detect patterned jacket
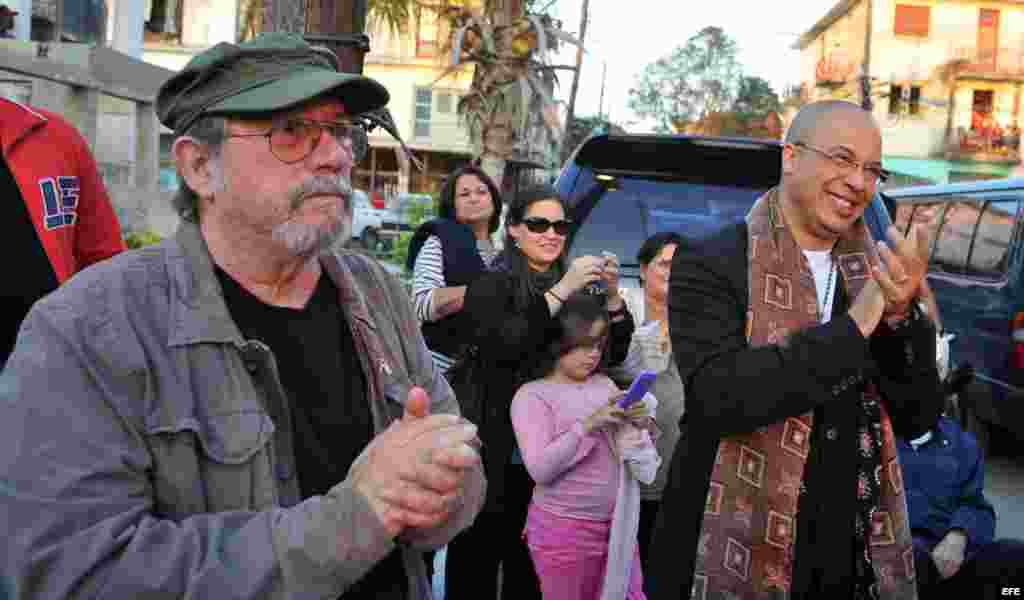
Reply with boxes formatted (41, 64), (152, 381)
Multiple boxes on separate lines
(0, 221), (485, 599)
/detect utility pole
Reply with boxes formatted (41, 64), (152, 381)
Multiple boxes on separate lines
(559, 0), (590, 161)
(860, 0), (874, 111)
(305, 0), (370, 74)
(598, 60), (607, 120)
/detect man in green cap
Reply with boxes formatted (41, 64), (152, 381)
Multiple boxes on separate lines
(0, 32), (485, 599)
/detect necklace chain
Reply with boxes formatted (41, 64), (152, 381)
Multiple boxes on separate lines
(818, 257), (836, 323)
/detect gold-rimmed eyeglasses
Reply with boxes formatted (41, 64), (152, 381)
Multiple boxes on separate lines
(225, 118), (368, 164)
(791, 141), (890, 184)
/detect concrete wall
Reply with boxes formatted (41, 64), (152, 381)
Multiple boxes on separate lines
(0, 39), (172, 234)
(112, 186), (179, 237)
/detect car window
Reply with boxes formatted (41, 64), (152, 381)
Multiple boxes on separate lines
(569, 177), (768, 266)
(894, 193), (1021, 280)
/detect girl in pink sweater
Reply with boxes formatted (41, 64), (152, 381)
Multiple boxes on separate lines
(512, 293), (659, 600)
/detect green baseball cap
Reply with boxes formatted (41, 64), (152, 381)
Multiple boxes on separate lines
(156, 32), (389, 133)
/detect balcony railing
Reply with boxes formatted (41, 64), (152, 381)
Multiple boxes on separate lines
(945, 127), (1021, 164)
(368, 119), (472, 152)
(953, 46), (1024, 80)
(814, 49), (858, 86)
(870, 28), (1024, 81)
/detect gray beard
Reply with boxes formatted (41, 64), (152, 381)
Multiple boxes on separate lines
(272, 174), (354, 257)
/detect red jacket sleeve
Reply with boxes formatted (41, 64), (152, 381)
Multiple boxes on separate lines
(70, 127), (125, 268)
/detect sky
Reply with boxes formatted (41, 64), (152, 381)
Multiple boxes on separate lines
(547, 0), (842, 131)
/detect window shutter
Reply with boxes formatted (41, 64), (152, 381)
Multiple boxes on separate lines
(894, 4), (930, 37)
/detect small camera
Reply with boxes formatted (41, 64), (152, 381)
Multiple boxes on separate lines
(584, 280), (608, 296)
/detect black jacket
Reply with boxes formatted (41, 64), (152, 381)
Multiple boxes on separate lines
(461, 270), (635, 512)
(407, 218), (489, 359)
(648, 222), (943, 599)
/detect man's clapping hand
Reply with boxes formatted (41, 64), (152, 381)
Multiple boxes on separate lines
(351, 387), (481, 538)
(849, 224), (930, 337)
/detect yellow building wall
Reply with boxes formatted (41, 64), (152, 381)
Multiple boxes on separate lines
(799, 0), (869, 103)
(802, 0), (1024, 158)
(363, 18), (474, 155)
(363, 64), (473, 153)
(870, 0), (1024, 81)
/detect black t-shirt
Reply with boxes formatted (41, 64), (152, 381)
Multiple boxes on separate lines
(0, 152), (60, 367)
(216, 268), (408, 599)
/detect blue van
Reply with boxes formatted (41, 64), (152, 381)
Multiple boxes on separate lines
(883, 178), (1024, 451)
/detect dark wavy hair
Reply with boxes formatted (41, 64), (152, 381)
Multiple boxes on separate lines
(437, 164), (503, 234)
(637, 232), (684, 285)
(498, 183), (570, 311)
(529, 291), (610, 380)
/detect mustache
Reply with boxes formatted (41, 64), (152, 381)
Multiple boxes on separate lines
(287, 175), (353, 212)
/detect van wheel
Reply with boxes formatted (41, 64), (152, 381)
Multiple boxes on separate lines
(362, 228), (379, 252)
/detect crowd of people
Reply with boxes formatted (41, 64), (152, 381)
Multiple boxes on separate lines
(0, 32), (1021, 600)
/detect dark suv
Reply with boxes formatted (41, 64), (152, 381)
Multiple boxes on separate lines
(556, 133), (784, 287)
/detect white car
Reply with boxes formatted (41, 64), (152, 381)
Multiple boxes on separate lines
(350, 189), (401, 251)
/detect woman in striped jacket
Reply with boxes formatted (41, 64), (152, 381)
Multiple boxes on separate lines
(407, 164), (503, 372)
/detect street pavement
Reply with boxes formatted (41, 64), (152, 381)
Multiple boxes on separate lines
(987, 453), (1024, 541)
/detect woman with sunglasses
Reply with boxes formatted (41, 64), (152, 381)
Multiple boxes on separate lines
(444, 184), (635, 600)
(407, 164), (503, 372)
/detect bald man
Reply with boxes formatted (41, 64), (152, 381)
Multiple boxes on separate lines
(648, 101), (943, 600)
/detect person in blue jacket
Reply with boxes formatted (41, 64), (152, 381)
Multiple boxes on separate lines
(897, 414), (1024, 598)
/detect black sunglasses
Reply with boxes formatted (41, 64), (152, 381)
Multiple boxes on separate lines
(521, 217), (573, 236)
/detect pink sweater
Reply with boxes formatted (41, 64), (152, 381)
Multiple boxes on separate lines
(511, 375), (622, 521)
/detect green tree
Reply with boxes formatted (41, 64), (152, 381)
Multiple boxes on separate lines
(733, 76), (781, 116)
(124, 229), (164, 249)
(386, 195), (437, 272)
(560, 114), (626, 163)
(627, 26), (742, 133)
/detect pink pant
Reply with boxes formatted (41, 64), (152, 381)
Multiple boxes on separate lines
(524, 503), (646, 600)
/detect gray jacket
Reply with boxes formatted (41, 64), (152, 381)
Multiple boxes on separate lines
(611, 320), (685, 501)
(0, 222), (485, 599)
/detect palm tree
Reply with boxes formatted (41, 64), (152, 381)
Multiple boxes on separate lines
(246, 0), (580, 190)
(240, 0), (411, 41)
(366, 0), (413, 36)
(432, 1), (581, 187)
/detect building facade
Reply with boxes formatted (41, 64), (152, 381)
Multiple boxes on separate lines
(356, 12), (475, 204)
(137, 1), (478, 208)
(795, 0), (1024, 183)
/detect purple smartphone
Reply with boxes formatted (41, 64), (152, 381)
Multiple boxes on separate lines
(618, 370), (657, 409)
